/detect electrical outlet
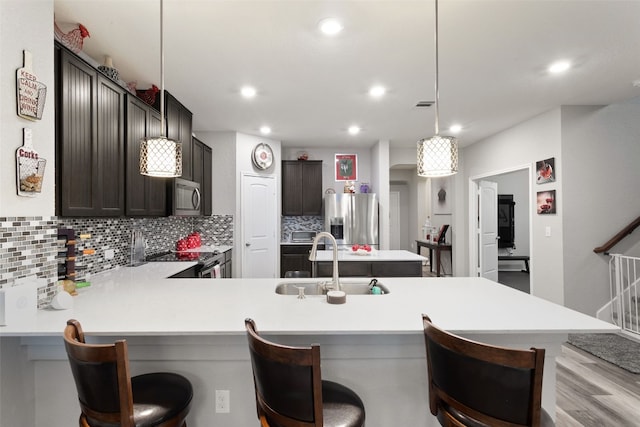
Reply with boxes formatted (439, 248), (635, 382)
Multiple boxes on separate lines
(104, 249), (114, 260)
(215, 389), (230, 413)
(545, 226), (551, 237)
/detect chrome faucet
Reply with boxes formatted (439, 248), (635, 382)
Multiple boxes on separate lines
(308, 232), (340, 292)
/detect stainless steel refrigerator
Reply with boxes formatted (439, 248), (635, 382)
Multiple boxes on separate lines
(324, 193), (379, 249)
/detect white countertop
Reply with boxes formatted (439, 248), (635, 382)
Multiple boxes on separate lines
(0, 262), (617, 337)
(313, 249), (426, 262)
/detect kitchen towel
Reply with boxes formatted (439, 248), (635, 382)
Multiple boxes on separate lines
(213, 264), (221, 278)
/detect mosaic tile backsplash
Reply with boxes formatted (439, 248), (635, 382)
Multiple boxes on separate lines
(0, 215), (233, 308)
(0, 217), (58, 307)
(281, 216), (324, 241)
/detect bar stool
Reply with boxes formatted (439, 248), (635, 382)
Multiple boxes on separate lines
(422, 314), (554, 427)
(245, 318), (365, 427)
(63, 319), (193, 427)
(284, 270), (311, 278)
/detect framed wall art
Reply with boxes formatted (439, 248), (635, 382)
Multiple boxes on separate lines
(536, 157), (555, 184)
(536, 190), (556, 214)
(335, 153), (357, 181)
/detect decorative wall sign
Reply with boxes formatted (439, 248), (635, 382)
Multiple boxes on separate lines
(16, 128), (46, 197)
(536, 157), (555, 184)
(536, 190), (556, 214)
(335, 154), (357, 181)
(16, 50), (47, 121)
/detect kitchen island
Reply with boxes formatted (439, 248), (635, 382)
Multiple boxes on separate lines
(312, 249), (427, 277)
(0, 263), (617, 427)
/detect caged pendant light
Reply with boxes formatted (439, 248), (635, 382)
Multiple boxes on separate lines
(417, 0), (458, 177)
(140, 0), (182, 177)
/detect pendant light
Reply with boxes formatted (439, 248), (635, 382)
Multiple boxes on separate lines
(417, 0), (458, 177)
(140, 0), (182, 177)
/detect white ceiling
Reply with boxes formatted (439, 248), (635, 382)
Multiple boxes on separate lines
(53, 0), (640, 149)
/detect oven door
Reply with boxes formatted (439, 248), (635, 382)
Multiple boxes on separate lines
(198, 262), (220, 278)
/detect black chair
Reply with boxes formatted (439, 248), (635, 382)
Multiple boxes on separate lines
(284, 270), (311, 278)
(245, 318), (365, 427)
(422, 314), (554, 427)
(63, 319), (193, 427)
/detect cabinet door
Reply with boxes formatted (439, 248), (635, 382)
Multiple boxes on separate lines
(58, 50), (97, 216)
(125, 96), (166, 216)
(146, 109), (168, 215)
(125, 96), (148, 215)
(165, 93), (193, 180)
(282, 161), (303, 215)
(371, 261), (422, 277)
(192, 139), (204, 186)
(95, 75), (125, 216)
(301, 161), (323, 215)
(203, 145), (213, 216)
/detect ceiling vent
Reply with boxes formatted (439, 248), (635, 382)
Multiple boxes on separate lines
(415, 101), (434, 107)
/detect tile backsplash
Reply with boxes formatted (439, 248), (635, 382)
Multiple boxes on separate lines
(0, 217), (58, 307)
(0, 215), (233, 308)
(281, 216), (324, 241)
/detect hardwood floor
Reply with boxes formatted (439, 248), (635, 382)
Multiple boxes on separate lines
(556, 344), (640, 426)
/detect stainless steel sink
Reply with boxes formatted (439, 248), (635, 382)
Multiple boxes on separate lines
(275, 280), (390, 295)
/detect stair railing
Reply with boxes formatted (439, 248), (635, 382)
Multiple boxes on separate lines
(594, 215), (640, 254)
(606, 254), (640, 338)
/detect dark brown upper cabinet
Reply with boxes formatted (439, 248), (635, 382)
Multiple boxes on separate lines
(281, 160), (323, 216)
(56, 45), (125, 217)
(192, 137), (213, 216)
(161, 92), (193, 181)
(125, 95), (166, 216)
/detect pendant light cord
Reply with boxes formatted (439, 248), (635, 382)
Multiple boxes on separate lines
(160, 0), (166, 137)
(434, 0), (440, 136)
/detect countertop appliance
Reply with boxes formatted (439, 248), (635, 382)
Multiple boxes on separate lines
(169, 178), (201, 216)
(147, 250), (221, 278)
(288, 231), (317, 243)
(324, 193), (378, 249)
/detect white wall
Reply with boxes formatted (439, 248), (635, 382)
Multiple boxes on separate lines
(372, 140), (390, 249)
(0, 0), (55, 217)
(561, 104), (640, 315)
(460, 109), (563, 304)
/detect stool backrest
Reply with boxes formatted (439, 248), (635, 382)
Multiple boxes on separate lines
(64, 319), (135, 427)
(422, 314), (545, 427)
(245, 318), (323, 427)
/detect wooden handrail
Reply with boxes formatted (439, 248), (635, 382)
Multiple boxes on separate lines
(593, 215), (640, 254)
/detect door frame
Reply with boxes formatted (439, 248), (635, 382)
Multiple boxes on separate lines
(468, 164), (533, 279)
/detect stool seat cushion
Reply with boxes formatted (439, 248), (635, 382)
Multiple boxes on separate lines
(321, 380), (366, 427)
(266, 380), (365, 427)
(86, 373), (193, 427)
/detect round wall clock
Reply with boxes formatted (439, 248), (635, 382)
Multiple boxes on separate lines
(252, 143), (274, 170)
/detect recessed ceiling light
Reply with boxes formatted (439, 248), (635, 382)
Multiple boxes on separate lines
(548, 60), (571, 74)
(369, 86), (386, 98)
(449, 124), (462, 133)
(348, 125), (360, 135)
(241, 86), (257, 98)
(260, 126), (271, 135)
(319, 18), (343, 36)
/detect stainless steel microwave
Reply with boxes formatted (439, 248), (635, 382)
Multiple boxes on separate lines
(169, 178), (201, 216)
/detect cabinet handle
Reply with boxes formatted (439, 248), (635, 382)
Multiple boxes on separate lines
(245, 242), (251, 247)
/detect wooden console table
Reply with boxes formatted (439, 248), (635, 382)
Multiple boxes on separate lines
(416, 240), (452, 277)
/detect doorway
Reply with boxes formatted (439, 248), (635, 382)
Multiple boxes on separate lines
(469, 165), (532, 293)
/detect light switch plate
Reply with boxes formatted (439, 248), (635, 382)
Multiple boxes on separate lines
(545, 226), (551, 237)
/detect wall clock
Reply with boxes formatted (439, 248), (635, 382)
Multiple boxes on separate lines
(252, 143), (274, 170)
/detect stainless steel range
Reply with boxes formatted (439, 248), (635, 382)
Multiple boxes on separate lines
(147, 251), (222, 278)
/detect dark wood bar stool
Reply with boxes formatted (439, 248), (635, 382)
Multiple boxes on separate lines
(245, 318), (366, 427)
(422, 314), (554, 427)
(63, 319), (193, 427)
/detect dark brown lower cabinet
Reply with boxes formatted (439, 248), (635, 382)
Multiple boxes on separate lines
(314, 261), (422, 278)
(280, 245), (323, 278)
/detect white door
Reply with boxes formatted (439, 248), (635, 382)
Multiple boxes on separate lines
(389, 191), (401, 250)
(241, 174), (277, 278)
(479, 180), (499, 281)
